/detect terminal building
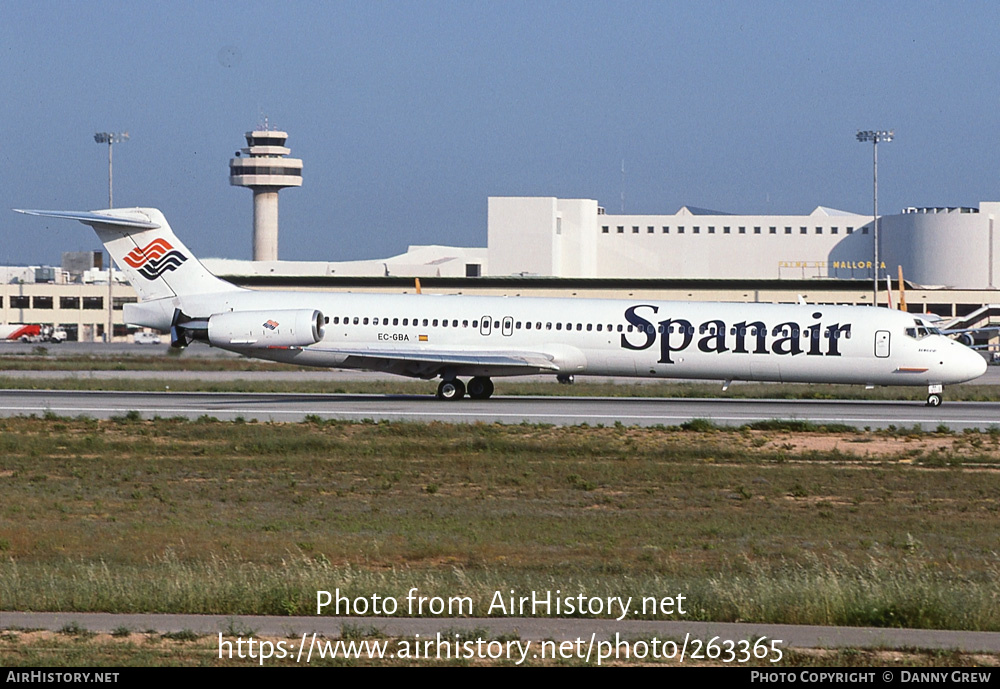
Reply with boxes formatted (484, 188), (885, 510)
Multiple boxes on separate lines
(487, 197), (999, 289)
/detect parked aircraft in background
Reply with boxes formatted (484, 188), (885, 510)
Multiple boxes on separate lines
(15, 208), (987, 406)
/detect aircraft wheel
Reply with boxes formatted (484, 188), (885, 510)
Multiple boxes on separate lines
(556, 374), (575, 385)
(926, 393), (942, 407)
(467, 376), (494, 400)
(437, 379), (466, 401)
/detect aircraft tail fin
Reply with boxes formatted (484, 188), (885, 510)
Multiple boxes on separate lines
(14, 208), (242, 301)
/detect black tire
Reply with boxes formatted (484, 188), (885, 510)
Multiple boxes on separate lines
(437, 379), (466, 401)
(926, 393), (942, 407)
(467, 376), (494, 400)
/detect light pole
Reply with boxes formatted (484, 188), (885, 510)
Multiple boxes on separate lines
(94, 131), (128, 207)
(94, 131), (128, 342)
(856, 129), (893, 307)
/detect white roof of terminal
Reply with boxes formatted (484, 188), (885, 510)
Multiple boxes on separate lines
(672, 205), (863, 217)
(811, 206), (864, 217)
(676, 205), (732, 216)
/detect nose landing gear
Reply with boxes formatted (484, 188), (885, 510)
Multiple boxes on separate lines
(926, 384), (943, 407)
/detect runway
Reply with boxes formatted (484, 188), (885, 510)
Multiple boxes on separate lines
(1, 389), (998, 430)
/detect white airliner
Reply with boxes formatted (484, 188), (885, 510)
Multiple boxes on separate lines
(15, 208), (988, 406)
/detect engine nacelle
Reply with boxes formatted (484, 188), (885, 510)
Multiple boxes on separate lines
(208, 309), (326, 348)
(957, 333), (975, 347)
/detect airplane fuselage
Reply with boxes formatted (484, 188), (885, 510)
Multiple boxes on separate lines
(161, 290), (986, 387)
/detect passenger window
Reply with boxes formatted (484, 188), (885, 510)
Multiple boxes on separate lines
(556, 323), (563, 330)
(472, 320), (478, 328)
(333, 316), (339, 325)
(353, 317), (359, 325)
(546, 323), (552, 330)
(422, 319), (429, 326)
(433, 319), (438, 327)
(586, 324), (592, 331)
(393, 318), (399, 326)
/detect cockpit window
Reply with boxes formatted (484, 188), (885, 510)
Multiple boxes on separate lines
(905, 319), (940, 340)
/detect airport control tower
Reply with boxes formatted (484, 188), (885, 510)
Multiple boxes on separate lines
(229, 127), (303, 261)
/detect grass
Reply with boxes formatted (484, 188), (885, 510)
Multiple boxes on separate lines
(2, 417), (1000, 632)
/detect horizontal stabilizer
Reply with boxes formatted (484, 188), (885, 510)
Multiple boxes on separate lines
(14, 209), (161, 230)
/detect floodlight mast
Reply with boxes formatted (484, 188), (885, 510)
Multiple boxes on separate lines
(856, 129), (893, 307)
(93, 131), (128, 208)
(94, 131), (128, 342)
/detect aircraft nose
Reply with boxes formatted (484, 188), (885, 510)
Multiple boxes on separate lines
(968, 349), (988, 380)
(942, 340), (987, 383)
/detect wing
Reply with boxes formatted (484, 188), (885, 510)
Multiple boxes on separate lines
(941, 326), (1000, 349)
(306, 344), (561, 379)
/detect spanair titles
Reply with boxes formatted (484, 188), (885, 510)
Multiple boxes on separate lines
(621, 305), (851, 363)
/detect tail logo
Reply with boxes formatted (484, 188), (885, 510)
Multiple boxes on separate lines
(123, 238), (188, 280)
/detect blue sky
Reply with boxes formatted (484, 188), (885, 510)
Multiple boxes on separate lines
(2, 1), (998, 265)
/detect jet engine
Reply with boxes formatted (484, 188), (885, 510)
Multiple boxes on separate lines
(205, 309), (326, 348)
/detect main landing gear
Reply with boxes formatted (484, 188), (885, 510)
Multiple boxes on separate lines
(436, 376), (495, 401)
(926, 384), (943, 407)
